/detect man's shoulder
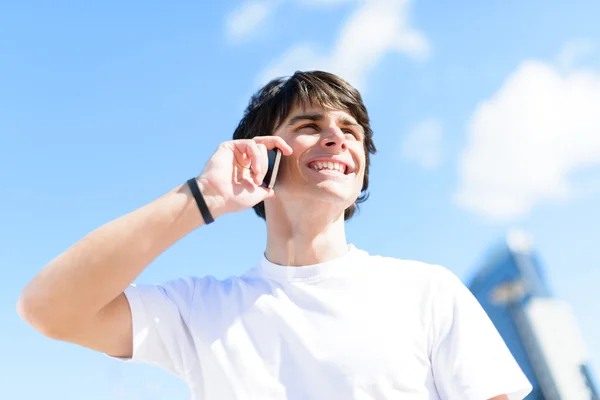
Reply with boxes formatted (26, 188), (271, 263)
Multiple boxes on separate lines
(364, 252), (469, 294)
(363, 253), (472, 304)
(127, 272), (266, 317)
(362, 251), (454, 280)
(130, 272), (252, 298)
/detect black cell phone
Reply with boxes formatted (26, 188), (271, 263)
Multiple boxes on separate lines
(261, 148), (282, 189)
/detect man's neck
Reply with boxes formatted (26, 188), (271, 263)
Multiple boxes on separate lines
(264, 204), (349, 267)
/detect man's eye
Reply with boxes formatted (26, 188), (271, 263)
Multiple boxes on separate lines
(298, 124), (318, 131)
(343, 129), (359, 139)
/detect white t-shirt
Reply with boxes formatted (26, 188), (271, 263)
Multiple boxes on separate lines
(117, 245), (532, 400)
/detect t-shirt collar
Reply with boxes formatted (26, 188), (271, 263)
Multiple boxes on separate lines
(258, 244), (358, 282)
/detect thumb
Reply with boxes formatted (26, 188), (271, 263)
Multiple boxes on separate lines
(258, 187), (276, 202)
(264, 187), (275, 199)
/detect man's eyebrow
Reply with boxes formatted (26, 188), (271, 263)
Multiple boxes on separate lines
(338, 117), (361, 128)
(286, 113), (324, 126)
(338, 116), (364, 136)
(286, 113), (362, 130)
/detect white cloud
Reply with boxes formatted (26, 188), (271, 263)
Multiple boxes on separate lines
(455, 59), (600, 221)
(401, 119), (443, 169)
(225, 0), (281, 41)
(259, 0), (429, 90)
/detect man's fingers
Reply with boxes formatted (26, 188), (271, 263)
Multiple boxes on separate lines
(230, 137), (289, 186)
(245, 141), (267, 185)
(252, 136), (293, 156)
(255, 144), (268, 185)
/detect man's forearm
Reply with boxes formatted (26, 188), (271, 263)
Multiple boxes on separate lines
(17, 182), (208, 337)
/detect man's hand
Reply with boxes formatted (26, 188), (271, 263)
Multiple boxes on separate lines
(197, 136), (293, 218)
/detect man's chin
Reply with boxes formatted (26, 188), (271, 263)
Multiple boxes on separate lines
(301, 186), (357, 208)
(274, 181), (359, 204)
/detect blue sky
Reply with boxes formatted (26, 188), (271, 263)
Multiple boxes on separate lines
(2, 0), (599, 398)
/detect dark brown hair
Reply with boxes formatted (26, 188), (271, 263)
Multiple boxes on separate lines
(232, 70), (376, 220)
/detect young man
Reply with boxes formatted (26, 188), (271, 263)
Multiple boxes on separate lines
(18, 71), (532, 399)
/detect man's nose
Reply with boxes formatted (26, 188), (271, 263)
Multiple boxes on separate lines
(320, 127), (347, 151)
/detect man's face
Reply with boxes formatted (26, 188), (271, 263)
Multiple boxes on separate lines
(271, 104), (366, 210)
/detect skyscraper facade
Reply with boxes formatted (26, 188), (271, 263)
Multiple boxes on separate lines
(467, 231), (598, 400)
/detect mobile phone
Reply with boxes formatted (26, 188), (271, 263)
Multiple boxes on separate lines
(261, 148), (282, 189)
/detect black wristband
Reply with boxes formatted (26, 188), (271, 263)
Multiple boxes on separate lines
(187, 178), (215, 225)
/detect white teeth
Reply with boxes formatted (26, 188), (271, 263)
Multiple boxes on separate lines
(310, 161), (347, 173)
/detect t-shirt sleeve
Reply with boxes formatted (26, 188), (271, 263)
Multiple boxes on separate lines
(430, 267), (533, 400)
(107, 276), (199, 379)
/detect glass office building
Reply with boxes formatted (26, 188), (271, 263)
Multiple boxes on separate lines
(467, 230), (598, 400)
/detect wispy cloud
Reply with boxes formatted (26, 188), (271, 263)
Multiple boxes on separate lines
(556, 39), (596, 71)
(258, 0), (429, 90)
(400, 119), (443, 169)
(455, 48), (600, 222)
(297, 0), (350, 6)
(225, 0), (282, 42)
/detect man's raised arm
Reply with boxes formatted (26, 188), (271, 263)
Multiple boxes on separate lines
(17, 181), (215, 358)
(16, 137), (293, 358)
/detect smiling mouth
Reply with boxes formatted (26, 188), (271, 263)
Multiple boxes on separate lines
(308, 160), (350, 175)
